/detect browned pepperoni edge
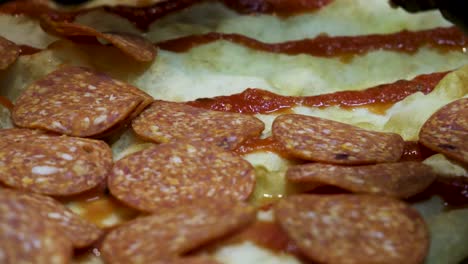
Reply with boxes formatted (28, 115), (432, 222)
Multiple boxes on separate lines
(0, 189), (73, 264)
(0, 188), (103, 248)
(274, 194), (430, 264)
(272, 114), (404, 164)
(40, 16), (157, 62)
(12, 66), (152, 137)
(0, 36), (20, 70)
(100, 199), (255, 264)
(287, 162), (437, 198)
(419, 98), (468, 165)
(0, 128), (112, 196)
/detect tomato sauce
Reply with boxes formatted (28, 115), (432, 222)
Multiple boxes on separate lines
(0, 96), (14, 111)
(18, 45), (42, 56)
(400, 141), (436, 162)
(157, 27), (467, 56)
(188, 71), (449, 114)
(410, 177), (468, 208)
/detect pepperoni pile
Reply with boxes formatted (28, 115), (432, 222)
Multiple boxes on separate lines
(0, 63), (465, 263)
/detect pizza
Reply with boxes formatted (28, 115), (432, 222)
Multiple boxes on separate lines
(0, 0), (467, 263)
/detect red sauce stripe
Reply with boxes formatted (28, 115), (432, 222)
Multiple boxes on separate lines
(18, 45), (42, 56)
(187, 71), (449, 114)
(157, 27), (467, 56)
(0, 96), (14, 111)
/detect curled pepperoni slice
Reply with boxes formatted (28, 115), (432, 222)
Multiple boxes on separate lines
(419, 98), (467, 165)
(0, 189), (73, 264)
(223, 0), (332, 15)
(0, 189), (102, 248)
(12, 66), (153, 137)
(0, 36), (20, 70)
(275, 195), (429, 264)
(101, 200), (255, 264)
(272, 114), (404, 164)
(0, 128), (112, 196)
(108, 140), (255, 212)
(287, 162), (436, 198)
(40, 16), (157, 62)
(132, 100), (265, 150)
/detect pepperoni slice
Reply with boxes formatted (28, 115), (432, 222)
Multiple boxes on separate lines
(108, 140), (255, 212)
(0, 36), (20, 70)
(0, 189), (102, 248)
(275, 195), (429, 264)
(419, 98), (467, 165)
(40, 16), (157, 62)
(0, 189), (72, 264)
(287, 162), (436, 198)
(132, 100), (265, 150)
(12, 66), (153, 137)
(272, 114), (404, 164)
(101, 200), (255, 264)
(0, 128), (112, 196)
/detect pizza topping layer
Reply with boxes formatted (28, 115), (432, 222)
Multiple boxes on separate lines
(101, 199), (255, 264)
(275, 194), (429, 264)
(400, 141), (436, 162)
(0, 36), (20, 70)
(132, 100), (265, 150)
(0, 0), (467, 263)
(12, 66), (153, 137)
(0, 189), (102, 248)
(272, 114), (405, 164)
(40, 16), (157, 62)
(0, 128), (112, 196)
(188, 72), (449, 114)
(419, 98), (467, 165)
(0, 0), (332, 31)
(108, 140), (256, 212)
(287, 162), (437, 198)
(0, 188), (73, 264)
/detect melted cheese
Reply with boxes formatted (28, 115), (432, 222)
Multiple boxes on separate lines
(213, 242), (301, 264)
(424, 154), (468, 177)
(0, 105), (12, 129)
(0, 15), (58, 48)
